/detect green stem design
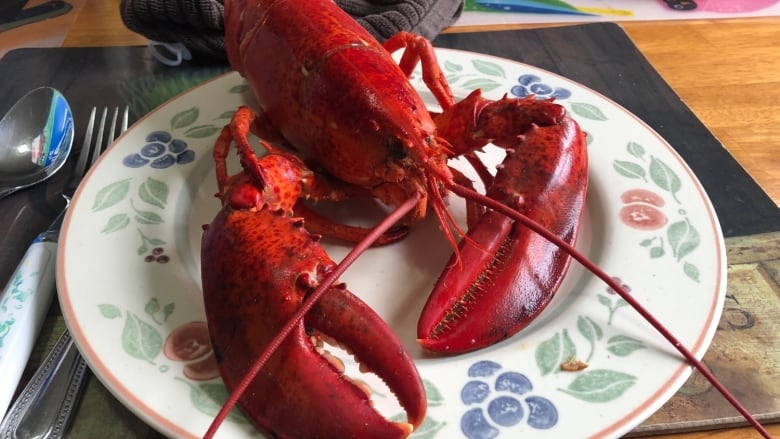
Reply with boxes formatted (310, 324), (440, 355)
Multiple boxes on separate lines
(136, 229), (166, 256)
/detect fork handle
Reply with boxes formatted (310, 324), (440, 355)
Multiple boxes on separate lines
(0, 330), (88, 439)
(0, 238), (58, 419)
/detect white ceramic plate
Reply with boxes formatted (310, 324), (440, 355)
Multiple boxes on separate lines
(58, 49), (726, 438)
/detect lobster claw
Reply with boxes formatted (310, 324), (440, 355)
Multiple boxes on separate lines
(202, 133), (426, 437)
(418, 113), (588, 354)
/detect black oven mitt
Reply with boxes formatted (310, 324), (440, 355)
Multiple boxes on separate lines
(119, 0), (463, 61)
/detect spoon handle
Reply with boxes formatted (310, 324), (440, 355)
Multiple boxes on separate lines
(0, 232), (59, 419)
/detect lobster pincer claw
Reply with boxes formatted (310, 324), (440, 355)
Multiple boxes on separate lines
(433, 89), (567, 157)
(202, 207), (426, 438)
(202, 130), (426, 437)
(417, 116), (588, 354)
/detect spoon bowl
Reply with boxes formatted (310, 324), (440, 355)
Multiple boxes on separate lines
(0, 87), (74, 200)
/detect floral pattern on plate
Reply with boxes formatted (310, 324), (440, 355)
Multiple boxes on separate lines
(58, 49), (725, 438)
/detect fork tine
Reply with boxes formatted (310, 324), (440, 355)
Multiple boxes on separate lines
(73, 107), (97, 178)
(89, 108), (109, 166)
(103, 107), (119, 160)
(120, 106), (129, 133)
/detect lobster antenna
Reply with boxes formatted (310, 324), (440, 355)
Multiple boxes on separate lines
(448, 183), (770, 438)
(203, 193), (423, 439)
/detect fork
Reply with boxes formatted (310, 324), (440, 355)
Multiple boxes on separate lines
(0, 106), (129, 438)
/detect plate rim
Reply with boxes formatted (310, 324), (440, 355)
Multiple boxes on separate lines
(56, 48), (727, 438)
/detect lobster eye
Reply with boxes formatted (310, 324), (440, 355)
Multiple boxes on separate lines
(385, 137), (408, 160)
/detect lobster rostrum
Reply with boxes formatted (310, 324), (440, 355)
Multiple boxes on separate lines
(201, 0), (771, 436)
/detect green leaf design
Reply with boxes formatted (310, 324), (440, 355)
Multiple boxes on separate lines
(171, 107), (199, 130)
(92, 179), (131, 212)
(683, 261), (701, 282)
(461, 78), (502, 92)
(121, 312), (162, 364)
(138, 177), (169, 209)
(389, 413), (445, 439)
(559, 369), (636, 402)
(445, 74), (461, 85)
(443, 60), (462, 73)
(136, 314), (162, 357)
(585, 131), (594, 145)
(188, 383), (224, 416)
(649, 246), (665, 258)
(577, 316), (603, 344)
(570, 102), (608, 121)
(135, 211), (164, 225)
(627, 142), (645, 159)
(162, 302), (175, 321)
(649, 156), (682, 203)
(667, 219), (700, 261)
(423, 379), (444, 407)
(101, 213), (130, 233)
(228, 84), (250, 93)
(183, 125), (222, 139)
(606, 335), (646, 356)
(145, 298), (161, 316)
(215, 110), (235, 120)
(577, 316), (602, 361)
(184, 381), (247, 422)
(536, 329), (576, 376)
(472, 59), (505, 78)
(613, 160), (646, 180)
(98, 304), (121, 319)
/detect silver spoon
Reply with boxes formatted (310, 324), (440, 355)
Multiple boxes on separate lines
(0, 87), (74, 200)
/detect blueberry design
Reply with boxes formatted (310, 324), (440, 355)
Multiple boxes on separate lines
(415, 59), (612, 148)
(460, 361), (557, 438)
(121, 105), (229, 170)
(510, 74), (571, 100)
(123, 131), (195, 169)
(92, 104), (236, 260)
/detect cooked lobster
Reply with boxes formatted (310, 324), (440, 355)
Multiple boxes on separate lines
(202, 117), (426, 438)
(199, 0), (770, 436)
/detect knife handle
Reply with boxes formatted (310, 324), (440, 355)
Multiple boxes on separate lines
(0, 238), (58, 418)
(0, 330), (88, 438)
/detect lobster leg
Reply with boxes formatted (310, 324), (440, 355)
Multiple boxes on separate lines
(293, 201), (411, 245)
(419, 114), (588, 353)
(383, 32), (455, 111)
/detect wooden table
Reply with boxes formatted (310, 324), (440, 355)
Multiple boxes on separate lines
(3, 1), (778, 438)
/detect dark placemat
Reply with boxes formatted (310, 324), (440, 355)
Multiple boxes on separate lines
(0, 22), (777, 437)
